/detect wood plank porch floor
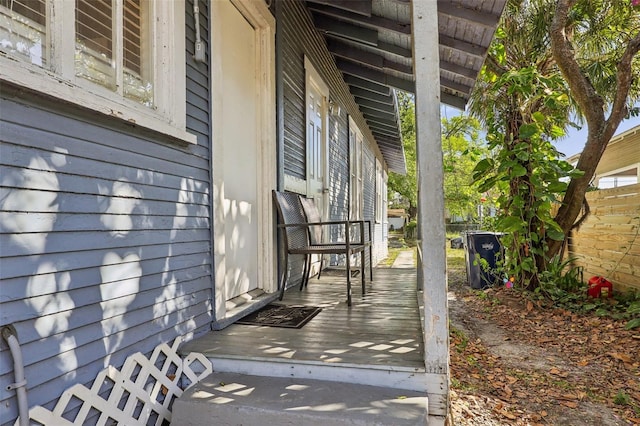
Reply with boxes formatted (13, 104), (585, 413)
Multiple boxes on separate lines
(180, 267), (424, 375)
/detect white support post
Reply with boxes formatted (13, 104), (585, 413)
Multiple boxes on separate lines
(411, 0), (450, 420)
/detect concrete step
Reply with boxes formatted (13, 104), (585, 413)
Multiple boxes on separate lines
(173, 371), (428, 426)
(207, 355), (428, 392)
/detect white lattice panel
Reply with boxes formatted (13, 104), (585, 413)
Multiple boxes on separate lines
(16, 337), (212, 426)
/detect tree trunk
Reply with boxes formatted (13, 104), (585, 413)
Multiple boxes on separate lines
(547, 0), (640, 258)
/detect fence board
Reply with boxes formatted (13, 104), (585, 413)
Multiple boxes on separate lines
(571, 235), (640, 257)
(569, 183), (640, 293)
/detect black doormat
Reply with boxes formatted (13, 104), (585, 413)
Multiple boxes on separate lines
(236, 304), (322, 329)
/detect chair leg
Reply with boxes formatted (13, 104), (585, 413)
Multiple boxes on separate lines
(317, 255), (324, 280)
(360, 251), (365, 296)
(301, 254), (311, 290)
(369, 245), (373, 282)
(346, 253), (352, 307)
(279, 252), (288, 301)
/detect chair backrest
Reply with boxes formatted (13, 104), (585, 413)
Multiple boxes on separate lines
(299, 197), (323, 244)
(272, 190), (309, 250)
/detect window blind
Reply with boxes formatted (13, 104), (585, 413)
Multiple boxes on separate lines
(0, 0), (47, 65)
(74, 0), (151, 105)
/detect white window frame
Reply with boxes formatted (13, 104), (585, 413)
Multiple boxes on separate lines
(595, 164), (640, 189)
(375, 158), (384, 223)
(0, 0), (194, 144)
(349, 116), (364, 220)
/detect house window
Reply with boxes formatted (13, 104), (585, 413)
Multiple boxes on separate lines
(75, 0), (152, 105)
(349, 118), (363, 220)
(0, 0), (192, 143)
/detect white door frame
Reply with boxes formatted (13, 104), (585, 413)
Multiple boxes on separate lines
(211, 0), (276, 321)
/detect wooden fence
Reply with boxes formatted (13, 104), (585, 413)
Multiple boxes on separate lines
(568, 183), (640, 294)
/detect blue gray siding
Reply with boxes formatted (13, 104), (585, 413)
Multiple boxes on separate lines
(280, 0), (387, 274)
(0, 2), (212, 424)
(328, 108), (350, 222)
(363, 144), (376, 222)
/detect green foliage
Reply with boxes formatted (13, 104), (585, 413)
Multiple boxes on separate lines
(442, 115), (488, 221)
(450, 325), (469, 353)
(532, 277), (640, 327)
(404, 220), (417, 242)
(387, 93), (417, 214)
(471, 67), (576, 288)
(470, 0), (640, 288)
(538, 256), (583, 292)
(614, 391), (631, 406)
(390, 96), (490, 223)
(626, 318), (640, 331)
(468, 0), (640, 294)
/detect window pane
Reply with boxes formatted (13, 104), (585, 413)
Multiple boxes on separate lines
(0, 0), (47, 66)
(75, 0), (115, 90)
(75, 0), (152, 106)
(123, 0), (152, 106)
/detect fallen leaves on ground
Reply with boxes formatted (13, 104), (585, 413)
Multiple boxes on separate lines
(449, 272), (640, 425)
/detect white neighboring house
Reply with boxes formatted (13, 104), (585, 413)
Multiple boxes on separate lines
(566, 125), (640, 189)
(388, 208), (408, 231)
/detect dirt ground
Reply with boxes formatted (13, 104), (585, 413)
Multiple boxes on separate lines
(447, 250), (640, 425)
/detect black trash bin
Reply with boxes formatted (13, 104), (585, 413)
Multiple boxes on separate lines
(463, 231), (503, 289)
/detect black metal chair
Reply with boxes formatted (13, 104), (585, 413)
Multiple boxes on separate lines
(272, 190), (369, 306)
(299, 196), (372, 287)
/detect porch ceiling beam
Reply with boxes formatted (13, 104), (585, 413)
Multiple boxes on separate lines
(337, 58), (415, 93)
(373, 136), (403, 150)
(367, 124), (399, 139)
(376, 40), (413, 59)
(363, 113), (400, 129)
(368, 125), (399, 138)
(375, 142), (402, 151)
(344, 75), (391, 95)
(327, 39), (413, 76)
(439, 34), (486, 59)
(437, 1), (502, 28)
(369, 126), (400, 141)
(374, 133), (402, 143)
(441, 91), (467, 110)
(362, 113), (399, 128)
(306, 0), (372, 17)
(380, 152), (403, 163)
(374, 133), (402, 144)
(360, 105), (397, 121)
(369, 125), (400, 138)
(375, 142), (403, 153)
(355, 97), (396, 114)
(440, 59), (478, 80)
(378, 146), (403, 158)
(440, 77), (472, 95)
(368, 124), (399, 138)
(325, 30), (413, 59)
(313, 14), (378, 46)
(349, 87), (395, 105)
(308, 4), (410, 35)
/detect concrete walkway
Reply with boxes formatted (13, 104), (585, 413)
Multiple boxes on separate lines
(392, 249), (415, 268)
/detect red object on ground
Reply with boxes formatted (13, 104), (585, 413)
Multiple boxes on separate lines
(587, 276), (613, 298)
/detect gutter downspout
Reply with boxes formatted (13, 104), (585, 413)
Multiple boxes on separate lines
(2, 325), (28, 426)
